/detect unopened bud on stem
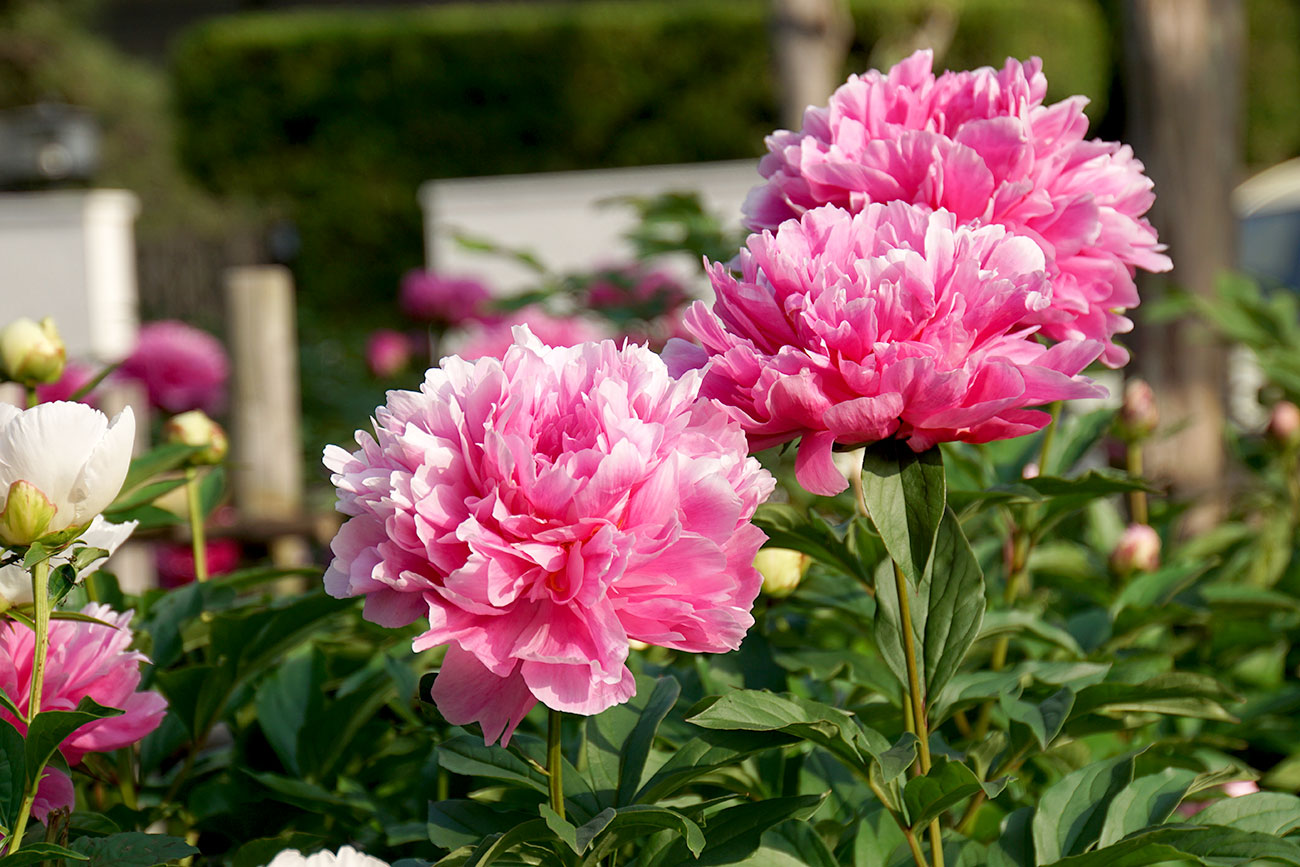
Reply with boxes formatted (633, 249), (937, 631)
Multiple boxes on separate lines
(0, 317), (66, 387)
(163, 410), (229, 466)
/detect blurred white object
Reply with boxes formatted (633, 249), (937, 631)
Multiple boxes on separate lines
(419, 161), (757, 293)
(0, 189), (139, 361)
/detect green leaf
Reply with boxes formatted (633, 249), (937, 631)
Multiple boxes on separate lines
(875, 732), (919, 783)
(1071, 674), (1238, 723)
(874, 508), (985, 701)
(860, 441), (945, 585)
(1193, 792), (1300, 836)
(0, 844), (90, 866)
(1097, 768), (1198, 847)
(253, 646), (326, 777)
(1001, 687), (1075, 750)
(579, 675), (678, 809)
(540, 803), (580, 853)
(436, 736), (550, 797)
(105, 477), (188, 515)
(427, 801), (534, 851)
(0, 717), (24, 830)
(978, 611), (1084, 658)
(584, 805), (704, 862)
(687, 690), (865, 769)
(21, 543), (51, 571)
(751, 505), (875, 585)
(24, 697), (124, 788)
(756, 819), (838, 867)
(1038, 824), (1300, 866)
(988, 807), (1034, 867)
(461, 819), (551, 867)
(1032, 752), (1137, 863)
(903, 756), (1003, 829)
(633, 729), (795, 804)
(67, 832), (199, 867)
(0, 688), (22, 723)
(68, 546), (110, 573)
(651, 794), (826, 867)
(230, 834), (328, 867)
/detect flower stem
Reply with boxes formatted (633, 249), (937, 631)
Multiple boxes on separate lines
(1038, 402), (1063, 472)
(1126, 443), (1148, 525)
(185, 468), (209, 582)
(24, 386), (37, 409)
(547, 708), (565, 822)
(893, 562), (944, 867)
(4, 557), (53, 855)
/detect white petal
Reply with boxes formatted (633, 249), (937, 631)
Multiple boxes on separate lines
(0, 402), (110, 529)
(69, 406), (135, 526)
(0, 560), (32, 606)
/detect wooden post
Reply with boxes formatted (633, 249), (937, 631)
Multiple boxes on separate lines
(770, 0), (853, 129)
(1122, 0), (1243, 531)
(225, 265), (311, 572)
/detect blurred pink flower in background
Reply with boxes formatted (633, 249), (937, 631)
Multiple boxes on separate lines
(399, 270), (492, 325)
(117, 320), (229, 414)
(1178, 779), (1261, 816)
(324, 329), (774, 744)
(1111, 523), (1161, 574)
(35, 361), (99, 407)
(365, 329), (414, 379)
(443, 306), (610, 361)
(583, 264), (690, 316)
(0, 603), (166, 765)
(156, 537), (243, 588)
(666, 202), (1104, 496)
(744, 49), (1171, 367)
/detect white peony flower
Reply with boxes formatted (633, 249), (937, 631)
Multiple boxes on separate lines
(262, 845), (390, 867)
(0, 402), (134, 547)
(0, 515), (138, 609)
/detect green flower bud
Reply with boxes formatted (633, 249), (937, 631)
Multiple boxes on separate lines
(0, 479), (57, 547)
(0, 317), (66, 386)
(163, 410), (229, 466)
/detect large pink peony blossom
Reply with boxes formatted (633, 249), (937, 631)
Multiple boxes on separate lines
(117, 320), (229, 414)
(324, 330), (774, 744)
(400, 270), (492, 325)
(666, 202), (1105, 496)
(744, 50), (1171, 366)
(0, 603), (167, 766)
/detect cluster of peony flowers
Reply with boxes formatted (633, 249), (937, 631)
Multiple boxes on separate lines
(117, 320), (229, 415)
(325, 330), (773, 743)
(743, 49), (1170, 367)
(400, 270), (493, 326)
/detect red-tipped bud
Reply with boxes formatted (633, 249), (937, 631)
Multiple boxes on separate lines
(1111, 523), (1161, 575)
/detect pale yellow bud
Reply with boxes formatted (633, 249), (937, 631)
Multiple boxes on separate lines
(1111, 523), (1161, 575)
(163, 410), (229, 465)
(0, 317), (66, 386)
(0, 479), (57, 547)
(755, 547), (809, 598)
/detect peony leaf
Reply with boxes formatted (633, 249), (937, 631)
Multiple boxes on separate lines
(66, 832), (199, 867)
(1098, 768), (1198, 848)
(645, 794), (826, 867)
(583, 805), (705, 862)
(1000, 686), (1075, 751)
(427, 800), (534, 852)
(903, 756), (1005, 829)
(1032, 751), (1137, 863)
(24, 697), (124, 790)
(1037, 824), (1300, 866)
(0, 843), (90, 866)
(1192, 792), (1300, 836)
(633, 728), (796, 805)
(860, 441), (945, 586)
(0, 716), (24, 830)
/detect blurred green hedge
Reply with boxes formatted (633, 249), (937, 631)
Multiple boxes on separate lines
(170, 0), (1111, 311)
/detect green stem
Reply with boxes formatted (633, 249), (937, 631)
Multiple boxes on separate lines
(24, 386), (37, 409)
(185, 468), (209, 582)
(1037, 402), (1063, 473)
(1126, 443), (1148, 525)
(893, 562), (944, 867)
(548, 708), (565, 822)
(5, 558), (53, 855)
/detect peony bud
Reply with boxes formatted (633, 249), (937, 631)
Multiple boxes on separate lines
(755, 547), (809, 598)
(0, 317), (66, 386)
(1117, 379), (1159, 441)
(1267, 401), (1300, 450)
(0, 480), (57, 547)
(163, 410), (229, 466)
(1111, 523), (1161, 575)
(365, 329), (413, 379)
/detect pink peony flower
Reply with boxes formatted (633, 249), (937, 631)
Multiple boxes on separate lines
(666, 202), (1105, 496)
(365, 329), (414, 379)
(444, 307), (611, 362)
(117, 321), (229, 414)
(35, 361), (100, 407)
(0, 603), (167, 766)
(31, 766), (74, 823)
(324, 329), (774, 744)
(155, 537), (243, 588)
(1111, 523), (1161, 574)
(743, 50), (1171, 367)
(400, 270), (492, 325)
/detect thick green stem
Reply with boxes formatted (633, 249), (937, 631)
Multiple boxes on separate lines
(548, 708), (565, 821)
(24, 386), (38, 409)
(185, 468), (209, 582)
(1126, 443), (1148, 525)
(5, 558), (53, 855)
(893, 562), (944, 867)
(1038, 402), (1063, 473)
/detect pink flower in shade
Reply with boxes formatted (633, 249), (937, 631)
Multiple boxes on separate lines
(155, 537), (243, 588)
(324, 329), (774, 744)
(444, 307), (610, 362)
(365, 329), (414, 379)
(36, 361), (100, 407)
(0, 603), (167, 766)
(400, 270), (492, 325)
(584, 265), (691, 317)
(0, 767), (73, 843)
(665, 202), (1105, 497)
(117, 321), (229, 415)
(743, 50), (1171, 367)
